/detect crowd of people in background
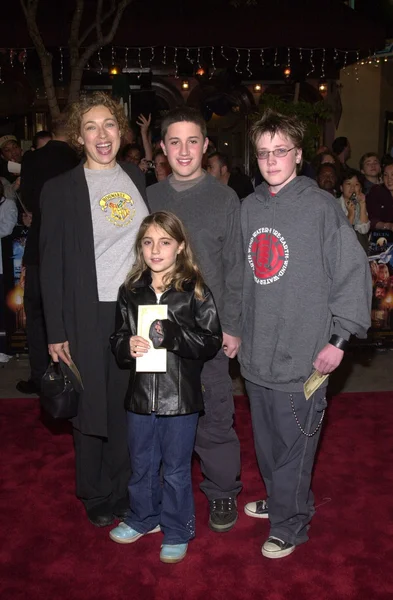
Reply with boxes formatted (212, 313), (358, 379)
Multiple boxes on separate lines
(2, 115), (391, 252)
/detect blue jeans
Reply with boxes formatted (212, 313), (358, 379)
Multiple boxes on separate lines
(125, 412), (199, 544)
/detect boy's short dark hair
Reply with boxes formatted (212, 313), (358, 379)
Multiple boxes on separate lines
(332, 136), (348, 155)
(32, 130), (52, 149)
(208, 151), (231, 170)
(161, 107), (207, 140)
(249, 109), (306, 151)
(359, 152), (379, 171)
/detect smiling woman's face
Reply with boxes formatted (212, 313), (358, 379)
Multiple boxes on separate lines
(78, 105), (120, 170)
(383, 163), (393, 194)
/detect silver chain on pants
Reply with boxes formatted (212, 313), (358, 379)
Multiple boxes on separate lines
(289, 394), (325, 437)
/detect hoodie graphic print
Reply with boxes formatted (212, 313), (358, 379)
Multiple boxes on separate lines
(248, 226), (289, 285)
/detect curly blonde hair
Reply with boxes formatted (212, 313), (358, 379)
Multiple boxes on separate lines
(126, 211), (207, 301)
(66, 91), (128, 153)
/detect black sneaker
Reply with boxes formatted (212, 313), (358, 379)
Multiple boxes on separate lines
(16, 379), (40, 395)
(244, 499), (269, 519)
(208, 497), (238, 532)
(262, 536), (295, 559)
(112, 496), (130, 521)
(86, 504), (115, 528)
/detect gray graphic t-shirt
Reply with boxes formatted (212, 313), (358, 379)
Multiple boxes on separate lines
(85, 163), (148, 301)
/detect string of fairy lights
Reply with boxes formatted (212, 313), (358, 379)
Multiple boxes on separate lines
(0, 44), (389, 86)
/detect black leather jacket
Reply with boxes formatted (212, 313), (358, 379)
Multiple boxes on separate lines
(110, 276), (222, 416)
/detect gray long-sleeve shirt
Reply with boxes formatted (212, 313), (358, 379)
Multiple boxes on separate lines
(147, 174), (243, 337)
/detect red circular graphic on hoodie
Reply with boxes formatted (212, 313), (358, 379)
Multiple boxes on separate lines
(250, 233), (286, 280)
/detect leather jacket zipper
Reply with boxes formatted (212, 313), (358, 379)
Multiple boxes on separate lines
(152, 374), (157, 412)
(150, 286), (167, 413)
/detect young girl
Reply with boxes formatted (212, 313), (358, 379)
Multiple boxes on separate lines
(109, 211), (222, 564)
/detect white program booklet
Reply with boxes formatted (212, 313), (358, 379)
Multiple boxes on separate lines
(136, 304), (168, 373)
(8, 161), (21, 175)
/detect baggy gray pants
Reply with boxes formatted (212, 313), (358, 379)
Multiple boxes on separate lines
(195, 349), (243, 501)
(245, 381), (327, 546)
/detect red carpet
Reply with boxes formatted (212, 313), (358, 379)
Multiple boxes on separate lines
(1, 393), (393, 600)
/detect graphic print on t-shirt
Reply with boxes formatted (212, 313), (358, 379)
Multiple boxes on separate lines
(247, 227), (289, 285)
(99, 191), (136, 226)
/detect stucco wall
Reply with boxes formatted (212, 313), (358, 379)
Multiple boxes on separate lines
(379, 63), (393, 158)
(335, 63), (381, 170)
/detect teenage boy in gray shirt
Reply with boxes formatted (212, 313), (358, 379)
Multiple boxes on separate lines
(147, 107), (243, 532)
(240, 110), (371, 559)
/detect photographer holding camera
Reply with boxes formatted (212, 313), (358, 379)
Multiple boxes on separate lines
(338, 170), (370, 250)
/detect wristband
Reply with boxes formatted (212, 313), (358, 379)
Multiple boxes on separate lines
(329, 335), (349, 351)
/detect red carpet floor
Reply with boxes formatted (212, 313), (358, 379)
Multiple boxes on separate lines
(1, 393), (393, 600)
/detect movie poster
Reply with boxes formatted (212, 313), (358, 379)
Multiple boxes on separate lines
(368, 230), (393, 344)
(1, 224), (28, 353)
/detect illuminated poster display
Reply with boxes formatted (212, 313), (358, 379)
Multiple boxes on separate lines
(368, 230), (393, 344)
(2, 225), (28, 353)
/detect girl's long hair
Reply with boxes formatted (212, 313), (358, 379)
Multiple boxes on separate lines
(126, 211), (206, 301)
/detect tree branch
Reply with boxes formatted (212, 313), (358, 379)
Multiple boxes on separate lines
(69, 0), (84, 68)
(68, 0), (132, 104)
(79, 0), (131, 67)
(79, 0), (116, 47)
(19, 0), (60, 118)
(69, 0), (84, 49)
(96, 0), (104, 43)
(20, 0), (39, 20)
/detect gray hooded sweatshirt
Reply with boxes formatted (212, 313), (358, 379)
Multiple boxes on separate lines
(239, 176), (372, 392)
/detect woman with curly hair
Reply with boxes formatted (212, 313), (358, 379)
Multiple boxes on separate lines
(40, 91), (149, 527)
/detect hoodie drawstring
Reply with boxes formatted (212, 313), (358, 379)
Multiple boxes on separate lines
(265, 194), (277, 270)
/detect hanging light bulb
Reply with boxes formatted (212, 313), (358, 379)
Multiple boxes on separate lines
(318, 81), (328, 93)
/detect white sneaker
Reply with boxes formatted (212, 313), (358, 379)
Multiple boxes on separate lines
(262, 536), (295, 559)
(244, 499), (269, 519)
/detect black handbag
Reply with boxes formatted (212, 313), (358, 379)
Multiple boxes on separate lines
(40, 360), (79, 420)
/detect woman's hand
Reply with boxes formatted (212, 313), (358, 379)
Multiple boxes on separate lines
(357, 191), (366, 206)
(48, 341), (71, 366)
(139, 158), (149, 173)
(129, 335), (150, 358)
(346, 199), (356, 223)
(136, 113), (151, 136)
(12, 177), (21, 192)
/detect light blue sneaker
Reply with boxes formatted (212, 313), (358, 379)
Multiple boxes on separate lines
(160, 543), (188, 564)
(109, 522), (160, 544)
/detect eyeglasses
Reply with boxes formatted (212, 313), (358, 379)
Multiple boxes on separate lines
(256, 147), (296, 160)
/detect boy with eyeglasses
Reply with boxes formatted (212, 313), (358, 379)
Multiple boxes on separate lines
(239, 110), (371, 559)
